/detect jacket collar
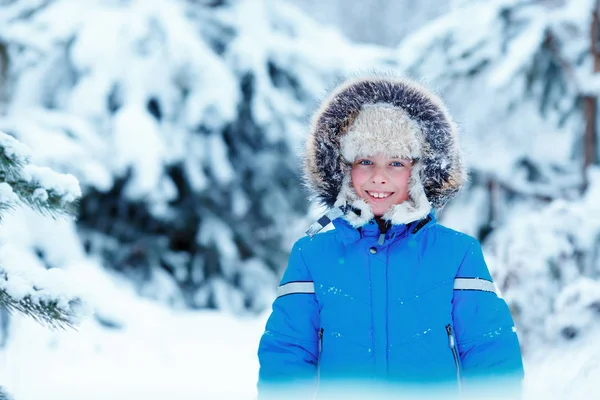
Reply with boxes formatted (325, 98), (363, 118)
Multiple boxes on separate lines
(332, 212), (437, 245)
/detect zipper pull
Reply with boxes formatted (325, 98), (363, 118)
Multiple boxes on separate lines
(318, 328), (324, 353)
(378, 233), (385, 245)
(446, 324), (455, 348)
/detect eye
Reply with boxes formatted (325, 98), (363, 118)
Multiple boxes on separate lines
(358, 159), (373, 166)
(390, 161), (405, 167)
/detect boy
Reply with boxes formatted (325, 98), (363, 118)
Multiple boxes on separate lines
(257, 76), (524, 399)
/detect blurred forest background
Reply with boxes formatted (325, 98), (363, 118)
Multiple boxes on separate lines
(1, 0), (600, 398)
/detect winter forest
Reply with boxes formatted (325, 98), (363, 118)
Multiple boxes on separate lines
(0, 0), (599, 398)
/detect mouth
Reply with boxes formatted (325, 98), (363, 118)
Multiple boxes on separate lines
(365, 191), (394, 201)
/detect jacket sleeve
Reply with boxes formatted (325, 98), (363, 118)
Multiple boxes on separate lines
(257, 239), (320, 397)
(451, 239), (524, 398)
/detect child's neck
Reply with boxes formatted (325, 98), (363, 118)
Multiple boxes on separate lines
(374, 217), (390, 234)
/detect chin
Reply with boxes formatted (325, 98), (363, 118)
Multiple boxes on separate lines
(372, 209), (388, 217)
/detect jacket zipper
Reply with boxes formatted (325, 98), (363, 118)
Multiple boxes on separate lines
(317, 328), (324, 385)
(445, 324), (462, 391)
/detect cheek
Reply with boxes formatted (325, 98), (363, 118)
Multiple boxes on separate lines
(386, 169), (410, 193)
(395, 170), (412, 194)
(350, 168), (366, 194)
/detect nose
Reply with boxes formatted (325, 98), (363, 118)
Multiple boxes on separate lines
(370, 165), (387, 184)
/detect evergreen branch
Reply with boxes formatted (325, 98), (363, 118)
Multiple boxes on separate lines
(0, 132), (83, 330)
(0, 287), (78, 330)
(0, 137), (28, 182)
(1, 132), (80, 220)
(8, 179), (79, 219)
(0, 263), (81, 330)
(0, 202), (15, 223)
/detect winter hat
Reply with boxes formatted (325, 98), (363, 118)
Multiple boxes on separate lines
(303, 75), (467, 231)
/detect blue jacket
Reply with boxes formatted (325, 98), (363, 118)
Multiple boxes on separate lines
(257, 215), (524, 398)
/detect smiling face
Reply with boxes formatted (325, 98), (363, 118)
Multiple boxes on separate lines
(350, 153), (413, 217)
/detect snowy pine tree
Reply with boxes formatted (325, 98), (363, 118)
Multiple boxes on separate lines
(0, 131), (82, 329)
(290, 0), (448, 46)
(0, 0), (398, 315)
(397, 0), (600, 349)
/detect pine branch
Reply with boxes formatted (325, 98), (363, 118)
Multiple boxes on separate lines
(0, 131), (83, 330)
(0, 135), (28, 182)
(0, 202), (14, 222)
(0, 288), (78, 330)
(8, 179), (79, 219)
(0, 268), (81, 330)
(1, 132), (80, 220)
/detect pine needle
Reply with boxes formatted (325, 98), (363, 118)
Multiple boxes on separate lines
(0, 287), (78, 330)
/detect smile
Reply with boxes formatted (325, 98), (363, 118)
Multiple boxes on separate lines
(366, 191), (393, 199)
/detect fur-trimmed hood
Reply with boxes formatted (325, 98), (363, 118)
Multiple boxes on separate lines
(303, 75), (467, 228)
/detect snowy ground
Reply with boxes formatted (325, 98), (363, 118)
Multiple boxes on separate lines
(1, 277), (599, 400)
(524, 334), (600, 400)
(0, 276), (266, 400)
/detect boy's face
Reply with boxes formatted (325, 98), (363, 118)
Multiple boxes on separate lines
(350, 153), (413, 217)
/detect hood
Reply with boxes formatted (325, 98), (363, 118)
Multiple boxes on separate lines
(303, 75), (467, 228)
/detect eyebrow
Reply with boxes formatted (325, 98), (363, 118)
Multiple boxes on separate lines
(352, 156), (414, 163)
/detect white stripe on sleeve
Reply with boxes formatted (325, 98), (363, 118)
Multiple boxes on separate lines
(453, 278), (497, 294)
(277, 281), (315, 298)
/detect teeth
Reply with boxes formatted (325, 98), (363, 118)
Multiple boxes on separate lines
(368, 192), (391, 199)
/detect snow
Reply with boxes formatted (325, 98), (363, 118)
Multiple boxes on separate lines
(207, 134), (235, 186)
(578, 71), (600, 96)
(0, 184), (17, 206)
(21, 165), (81, 203)
(488, 19), (546, 89)
(197, 215), (237, 265)
(2, 0), (242, 206)
(0, 209), (90, 326)
(483, 178), (600, 349)
(0, 202), (269, 394)
(111, 104), (167, 200)
(0, 293), (267, 400)
(525, 328), (600, 399)
(0, 130), (82, 208)
(1, 292), (600, 399)
(0, 132), (31, 165)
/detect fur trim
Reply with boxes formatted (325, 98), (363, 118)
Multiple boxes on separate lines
(303, 75), (466, 226)
(334, 161), (431, 227)
(340, 103), (421, 163)
(382, 161), (431, 224)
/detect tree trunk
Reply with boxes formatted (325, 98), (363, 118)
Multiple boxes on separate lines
(583, 2), (600, 191)
(583, 96), (597, 171)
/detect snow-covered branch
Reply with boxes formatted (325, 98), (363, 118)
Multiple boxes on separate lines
(0, 130), (83, 329)
(0, 131), (80, 221)
(0, 278), (81, 330)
